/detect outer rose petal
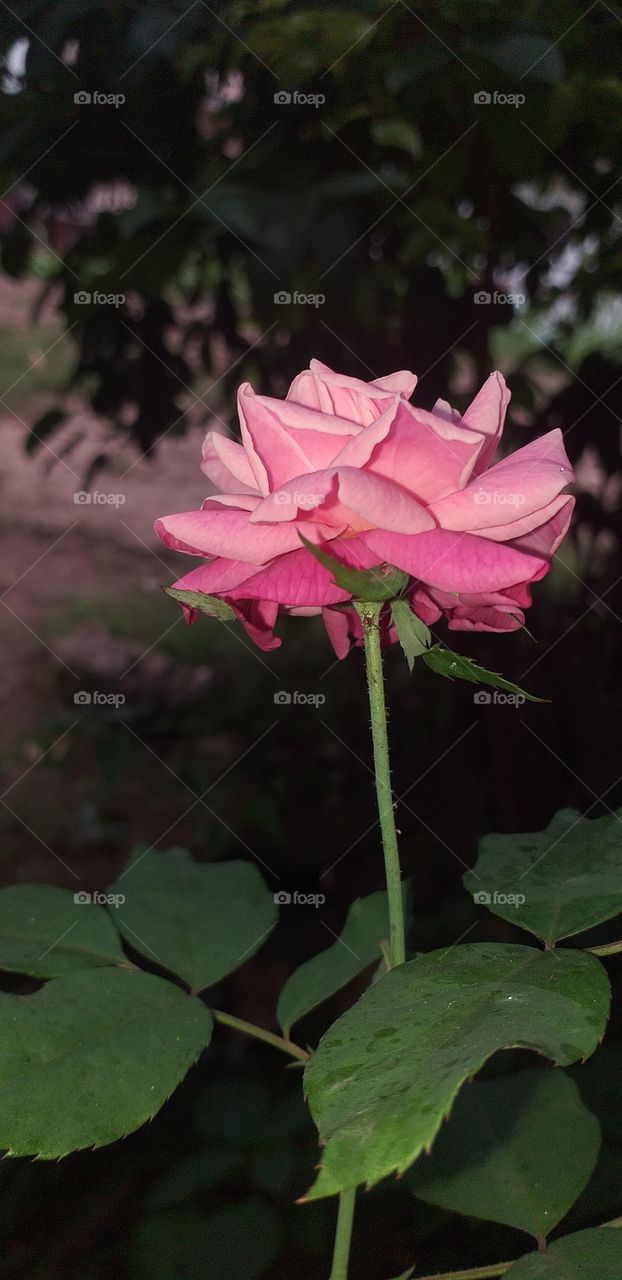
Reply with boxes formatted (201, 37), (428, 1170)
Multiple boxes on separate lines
(287, 359), (417, 424)
(201, 431), (258, 495)
(462, 371), (511, 473)
(227, 536), (382, 608)
(168, 558), (266, 594)
(429, 430), (573, 537)
(250, 466), (435, 534)
(511, 495), (575, 556)
(229, 599), (281, 651)
(333, 401), (484, 502)
(447, 606), (524, 632)
(363, 528), (548, 592)
(155, 507), (341, 564)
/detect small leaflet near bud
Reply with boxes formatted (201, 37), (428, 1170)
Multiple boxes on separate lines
(165, 587), (236, 622)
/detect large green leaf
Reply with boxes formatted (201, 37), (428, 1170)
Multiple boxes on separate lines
(303, 944), (610, 1199)
(408, 1070), (600, 1238)
(0, 884), (125, 978)
(464, 809), (622, 945)
(503, 1227), (622, 1278)
(277, 889), (393, 1035)
(390, 600), (431, 672)
(0, 968), (212, 1158)
(111, 849), (277, 993)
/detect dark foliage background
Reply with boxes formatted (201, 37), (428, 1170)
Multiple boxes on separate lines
(0, 2), (621, 1277)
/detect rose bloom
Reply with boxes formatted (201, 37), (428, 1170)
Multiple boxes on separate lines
(155, 362), (574, 656)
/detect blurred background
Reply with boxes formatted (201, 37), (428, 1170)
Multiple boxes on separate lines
(0, 1), (621, 1276)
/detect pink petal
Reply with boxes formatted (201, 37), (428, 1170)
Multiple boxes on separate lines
(363, 527), (548, 592)
(511, 495), (575, 556)
(169, 558), (266, 594)
(201, 431), (258, 494)
(229, 599), (281, 651)
(430, 431), (574, 537)
(287, 359), (417, 424)
(239, 384), (361, 483)
(447, 606), (524, 633)
(227, 535), (381, 608)
(322, 606), (353, 658)
(462, 371), (511, 473)
(249, 466), (435, 534)
(335, 401), (484, 502)
(155, 508), (318, 564)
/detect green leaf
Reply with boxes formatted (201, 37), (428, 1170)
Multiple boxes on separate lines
(503, 1227), (622, 1278)
(303, 944), (610, 1199)
(423, 645), (543, 702)
(300, 535), (408, 601)
(408, 1069), (601, 1239)
(277, 889), (394, 1035)
(464, 809), (622, 946)
(132, 1200), (282, 1280)
(0, 968), (212, 1157)
(164, 587), (236, 621)
(0, 884), (125, 978)
(110, 849), (277, 993)
(390, 600), (431, 672)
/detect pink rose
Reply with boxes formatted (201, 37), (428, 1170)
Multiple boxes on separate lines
(155, 360), (574, 656)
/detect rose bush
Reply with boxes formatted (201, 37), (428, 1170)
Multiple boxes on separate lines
(155, 361), (574, 654)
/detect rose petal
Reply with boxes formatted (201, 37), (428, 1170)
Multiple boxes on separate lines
(430, 430), (573, 535)
(363, 527), (548, 592)
(201, 431), (258, 494)
(250, 465), (435, 534)
(462, 371), (511, 473)
(334, 401), (484, 501)
(287, 359), (417, 424)
(155, 508), (330, 564)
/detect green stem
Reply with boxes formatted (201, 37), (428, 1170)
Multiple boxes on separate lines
(586, 940), (622, 956)
(210, 1009), (309, 1063)
(356, 600), (406, 968)
(329, 1187), (356, 1280)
